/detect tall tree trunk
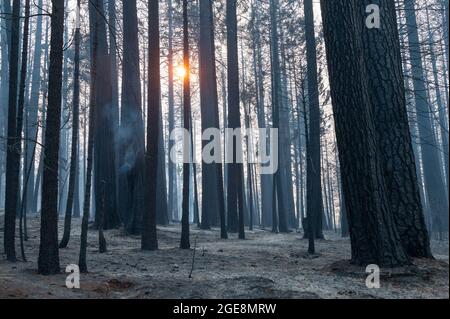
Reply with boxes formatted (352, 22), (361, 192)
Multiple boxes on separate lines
(0, 0), (11, 209)
(119, 0), (146, 235)
(108, 0), (119, 203)
(58, 0), (69, 217)
(3, 0), (21, 262)
(25, 0), (43, 216)
(357, 0), (432, 257)
(180, 0), (191, 250)
(89, 0), (119, 230)
(60, 0), (81, 248)
(167, 0), (178, 222)
(269, 0), (289, 233)
(244, 97), (255, 231)
(304, 0), (324, 253)
(279, 25), (296, 230)
(16, 0), (31, 260)
(79, 1), (98, 272)
(251, 1), (272, 228)
(142, 0), (160, 251)
(226, 0), (245, 239)
(108, 0), (119, 139)
(199, 0), (227, 237)
(38, 0), (65, 275)
(321, 0), (410, 267)
(398, 17), (430, 228)
(293, 62), (306, 230)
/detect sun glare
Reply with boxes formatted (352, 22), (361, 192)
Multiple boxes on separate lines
(175, 65), (187, 79)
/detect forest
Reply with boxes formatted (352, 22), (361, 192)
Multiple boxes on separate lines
(0, 0), (448, 300)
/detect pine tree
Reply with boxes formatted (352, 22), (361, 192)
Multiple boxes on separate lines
(142, 0), (160, 251)
(321, 0), (410, 267)
(38, 0), (65, 275)
(226, 0), (245, 239)
(180, 0), (191, 250)
(3, 0), (21, 262)
(199, 0), (227, 236)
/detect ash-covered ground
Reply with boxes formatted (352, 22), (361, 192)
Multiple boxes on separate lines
(0, 212), (448, 299)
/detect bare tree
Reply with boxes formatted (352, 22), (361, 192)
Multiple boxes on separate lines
(38, 0), (65, 275)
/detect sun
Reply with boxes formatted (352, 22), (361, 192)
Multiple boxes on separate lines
(175, 65), (187, 79)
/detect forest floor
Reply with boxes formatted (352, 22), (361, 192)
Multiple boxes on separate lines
(0, 212), (448, 299)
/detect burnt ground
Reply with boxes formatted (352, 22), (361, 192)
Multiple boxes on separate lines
(0, 212), (448, 299)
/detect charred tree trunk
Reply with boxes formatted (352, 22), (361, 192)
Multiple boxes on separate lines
(167, 0), (178, 223)
(119, 0), (146, 235)
(251, 2), (272, 229)
(89, 0), (120, 230)
(226, 0), (245, 239)
(199, 0), (227, 237)
(180, 0), (191, 250)
(269, 0), (289, 233)
(142, 0), (160, 251)
(79, 3), (99, 272)
(17, 0), (31, 260)
(38, 0), (65, 275)
(358, 0), (432, 257)
(3, 0), (21, 262)
(321, 0), (410, 267)
(304, 0), (324, 254)
(0, 0), (11, 210)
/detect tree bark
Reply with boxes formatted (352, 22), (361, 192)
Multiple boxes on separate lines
(119, 0), (146, 235)
(304, 0), (324, 254)
(3, 0), (21, 262)
(89, 0), (120, 230)
(0, 0), (11, 209)
(226, 0), (245, 239)
(321, 0), (411, 267)
(357, 0), (432, 257)
(79, 1), (98, 272)
(38, 0), (65, 275)
(251, 2), (272, 228)
(180, 0), (191, 250)
(199, 0), (227, 237)
(142, 0), (160, 251)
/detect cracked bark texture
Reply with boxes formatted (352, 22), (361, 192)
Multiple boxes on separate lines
(38, 0), (65, 275)
(321, 0), (411, 267)
(358, 0), (431, 258)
